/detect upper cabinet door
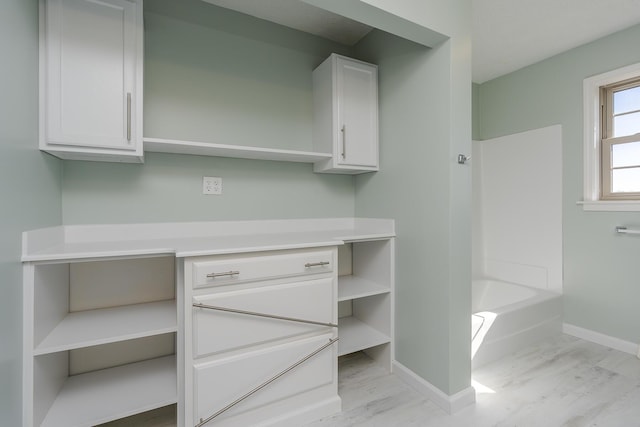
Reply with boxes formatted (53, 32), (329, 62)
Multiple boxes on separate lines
(41, 0), (143, 162)
(336, 57), (378, 169)
(313, 54), (379, 174)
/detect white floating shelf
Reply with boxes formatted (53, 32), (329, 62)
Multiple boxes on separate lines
(144, 137), (332, 163)
(338, 316), (390, 356)
(338, 276), (389, 301)
(35, 300), (177, 355)
(41, 355), (177, 427)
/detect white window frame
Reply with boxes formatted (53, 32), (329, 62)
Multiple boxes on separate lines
(582, 62), (640, 211)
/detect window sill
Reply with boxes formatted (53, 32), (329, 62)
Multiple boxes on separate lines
(577, 200), (640, 211)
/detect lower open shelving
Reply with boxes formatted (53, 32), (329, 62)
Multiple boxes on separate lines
(337, 316), (390, 357)
(40, 355), (177, 427)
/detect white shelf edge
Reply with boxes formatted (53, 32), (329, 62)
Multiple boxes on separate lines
(35, 300), (177, 355)
(143, 137), (332, 163)
(338, 316), (390, 356)
(41, 355), (177, 427)
(338, 275), (389, 301)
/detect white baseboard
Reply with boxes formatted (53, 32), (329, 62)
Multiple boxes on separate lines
(392, 361), (475, 414)
(563, 323), (639, 356)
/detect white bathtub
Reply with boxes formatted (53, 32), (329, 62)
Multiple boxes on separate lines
(472, 279), (562, 368)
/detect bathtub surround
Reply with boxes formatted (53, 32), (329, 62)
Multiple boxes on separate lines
(476, 21), (640, 347)
(473, 125), (563, 294)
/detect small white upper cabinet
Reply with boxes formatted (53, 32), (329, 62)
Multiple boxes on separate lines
(313, 54), (378, 174)
(40, 0), (144, 163)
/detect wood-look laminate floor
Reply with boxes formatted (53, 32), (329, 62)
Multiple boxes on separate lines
(100, 334), (640, 426)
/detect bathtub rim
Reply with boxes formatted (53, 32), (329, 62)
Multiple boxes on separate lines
(472, 278), (561, 314)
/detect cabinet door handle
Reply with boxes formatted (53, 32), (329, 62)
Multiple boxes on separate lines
(126, 92), (132, 142)
(341, 125), (346, 158)
(304, 261), (330, 268)
(206, 270), (240, 279)
(196, 337), (339, 427)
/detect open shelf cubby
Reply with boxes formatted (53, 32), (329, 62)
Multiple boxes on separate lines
(337, 238), (394, 370)
(25, 256), (178, 427)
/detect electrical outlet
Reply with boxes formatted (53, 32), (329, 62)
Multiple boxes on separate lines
(203, 176), (222, 195)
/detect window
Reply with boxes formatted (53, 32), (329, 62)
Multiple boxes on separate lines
(600, 77), (640, 200)
(582, 62), (640, 211)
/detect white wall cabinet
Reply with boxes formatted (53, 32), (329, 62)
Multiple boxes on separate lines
(313, 54), (379, 174)
(39, 0), (144, 163)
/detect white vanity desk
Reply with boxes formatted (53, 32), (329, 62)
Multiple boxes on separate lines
(22, 218), (395, 427)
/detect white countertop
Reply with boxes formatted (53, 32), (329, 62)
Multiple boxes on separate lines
(22, 218), (395, 262)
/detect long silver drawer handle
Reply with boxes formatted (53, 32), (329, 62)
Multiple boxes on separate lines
(206, 270), (240, 279)
(304, 261), (330, 268)
(193, 302), (338, 328)
(196, 338), (339, 427)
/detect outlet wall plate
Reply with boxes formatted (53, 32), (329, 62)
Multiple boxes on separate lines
(203, 176), (222, 195)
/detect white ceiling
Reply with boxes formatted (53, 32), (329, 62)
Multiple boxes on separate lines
(201, 0), (372, 45)
(202, 0), (640, 83)
(473, 0), (640, 83)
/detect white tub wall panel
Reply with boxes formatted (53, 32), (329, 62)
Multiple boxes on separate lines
(477, 125), (563, 294)
(69, 257), (175, 311)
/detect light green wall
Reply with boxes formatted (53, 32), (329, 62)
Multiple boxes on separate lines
(63, 153), (354, 224)
(472, 82), (480, 140)
(353, 1), (472, 395)
(477, 23), (640, 343)
(62, 0), (355, 224)
(0, 0), (63, 424)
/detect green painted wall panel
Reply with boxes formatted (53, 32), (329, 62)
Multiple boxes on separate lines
(354, 28), (471, 395)
(63, 153), (354, 224)
(478, 23), (640, 343)
(0, 0), (63, 424)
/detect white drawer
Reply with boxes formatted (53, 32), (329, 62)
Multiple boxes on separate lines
(192, 249), (334, 289)
(193, 278), (334, 358)
(194, 333), (336, 425)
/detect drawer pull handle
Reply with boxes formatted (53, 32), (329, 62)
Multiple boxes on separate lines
(193, 302), (338, 328)
(206, 270), (240, 279)
(196, 337), (339, 427)
(304, 261), (330, 268)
